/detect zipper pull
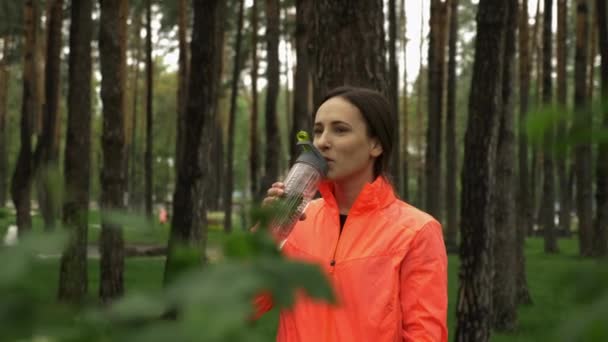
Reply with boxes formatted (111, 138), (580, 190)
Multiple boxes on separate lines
(330, 260), (336, 266)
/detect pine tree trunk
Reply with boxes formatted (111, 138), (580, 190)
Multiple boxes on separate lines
(290, 0), (311, 165)
(388, 0), (401, 191)
(556, 0), (571, 236)
(455, 1), (509, 340)
(164, 0), (225, 284)
(58, 0), (93, 303)
(249, 0), (260, 202)
(175, 0), (189, 182)
(98, 0), (128, 302)
(516, 0), (533, 305)
(144, 0), (153, 218)
(11, 0), (40, 235)
(492, 0), (518, 331)
(129, 11), (142, 210)
(593, 0), (608, 257)
(416, 5), (425, 208)
(425, 0), (447, 219)
(445, 0), (459, 253)
(574, 0), (593, 257)
(224, 0), (245, 233)
(400, 0), (409, 200)
(310, 0), (387, 103)
(541, 0), (559, 253)
(33, 0), (64, 232)
(0, 38), (9, 207)
(260, 0), (281, 194)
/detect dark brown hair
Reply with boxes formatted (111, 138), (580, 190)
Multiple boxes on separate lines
(314, 86), (395, 179)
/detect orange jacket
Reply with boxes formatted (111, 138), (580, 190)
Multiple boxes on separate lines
(256, 177), (448, 342)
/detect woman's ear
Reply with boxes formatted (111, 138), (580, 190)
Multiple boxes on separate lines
(370, 138), (383, 157)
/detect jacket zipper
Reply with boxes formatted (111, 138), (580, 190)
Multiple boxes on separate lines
(329, 215), (344, 270)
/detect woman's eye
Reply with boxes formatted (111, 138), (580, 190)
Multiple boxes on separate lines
(313, 129), (323, 135)
(335, 127), (348, 133)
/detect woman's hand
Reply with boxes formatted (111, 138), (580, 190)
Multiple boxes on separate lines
(250, 182), (306, 233)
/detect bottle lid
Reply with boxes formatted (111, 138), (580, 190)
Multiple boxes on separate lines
(296, 141), (328, 177)
(294, 131), (328, 177)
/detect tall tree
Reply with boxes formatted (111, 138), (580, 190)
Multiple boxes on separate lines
(260, 0), (281, 195)
(249, 0), (260, 202)
(425, 0), (447, 219)
(516, 0), (533, 306)
(144, 0), (153, 218)
(388, 0), (401, 191)
(399, 0), (409, 200)
(594, 0), (608, 257)
(415, 3), (425, 207)
(455, 0), (509, 340)
(11, 0), (40, 235)
(530, 0), (542, 226)
(310, 0), (387, 102)
(445, 0), (459, 252)
(164, 0), (225, 284)
(98, 0), (128, 301)
(224, 0), (245, 234)
(556, 0), (572, 236)
(58, 0), (93, 303)
(290, 0), (312, 165)
(492, 0), (518, 331)
(0, 38), (9, 207)
(540, 0), (558, 253)
(574, 0), (593, 257)
(33, 0), (64, 231)
(175, 0), (189, 179)
(129, 10), (142, 209)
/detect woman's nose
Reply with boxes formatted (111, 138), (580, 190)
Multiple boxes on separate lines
(314, 132), (330, 150)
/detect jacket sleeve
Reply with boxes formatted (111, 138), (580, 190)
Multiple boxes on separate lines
(251, 291), (274, 320)
(400, 220), (448, 342)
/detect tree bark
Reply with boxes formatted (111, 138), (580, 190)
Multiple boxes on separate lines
(144, 0), (153, 218)
(400, 0), (409, 200)
(164, 0), (225, 284)
(33, 0), (64, 231)
(310, 0), (387, 104)
(249, 0), (260, 202)
(593, 0), (608, 257)
(425, 0), (447, 220)
(541, 0), (559, 253)
(388, 0), (401, 191)
(129, 11), (142, 210)
(11, 0), (40, 235)
(58, 0), (93, 303)
(290, 0), (312, 166)
(98, 0), (128, 302)
(416, 4), (425, 208)
(574, 0), (593, 257)
(556, 0), (572, 237)
(492, 0), (518, 331)
(455, 1), (509, 340)
(175, 0), (189, 185)
(516, 0), (533, 306)
(259, 0), (281, 195)
(445, 0), (459, 253)
(0, 38), (9, 207)
(224, 0), (245, 233)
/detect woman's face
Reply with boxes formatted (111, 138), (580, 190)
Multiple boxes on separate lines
(313, 97), (383, 182)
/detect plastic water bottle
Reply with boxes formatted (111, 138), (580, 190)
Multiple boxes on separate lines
(270, 131), (328, 242)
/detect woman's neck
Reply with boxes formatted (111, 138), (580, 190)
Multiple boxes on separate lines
(333, 171), (375, 215)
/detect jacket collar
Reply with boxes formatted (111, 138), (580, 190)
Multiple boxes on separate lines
(318, 176), (396, 216)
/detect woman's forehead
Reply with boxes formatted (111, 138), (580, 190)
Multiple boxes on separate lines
(314, 97), (364, 125)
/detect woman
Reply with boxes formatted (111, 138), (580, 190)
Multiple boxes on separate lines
(256, 86), (448, 341)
